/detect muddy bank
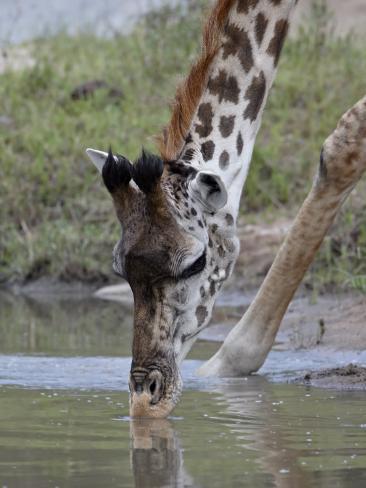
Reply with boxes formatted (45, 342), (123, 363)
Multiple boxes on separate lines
(200, 291), (366, 391)
(234, 218), (291, 287)
(293, 364), (366, 391)
(201, 292), (366, 351)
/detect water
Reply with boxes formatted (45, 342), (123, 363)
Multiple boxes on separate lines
(2, 384), (366, 487)
(1, 290), (366, 487)
(0, 0), (181, 45)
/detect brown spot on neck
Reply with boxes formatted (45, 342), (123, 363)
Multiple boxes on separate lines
(236, 131), (244, 155)
(225, 213), (234, 226)
(267, 18), (289, 67)
(208, 70), (240, 104)
(201, 140), (216, 161)
(196, 305), (208, 326)
(243, 71), (266, 122)
(222, 23), (254, 74)
(219, 115), (236, 138)
(237, 0), (258, 14)
(255, 12), (268, 46)
(219, 150), (230, 169)
(195, 102), (214, 138)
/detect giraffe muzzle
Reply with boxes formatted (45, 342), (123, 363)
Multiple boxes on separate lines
(129, 363), (181, 418)
(129, 369), (164, 405)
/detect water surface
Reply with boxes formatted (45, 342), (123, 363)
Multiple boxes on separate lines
(1, 384), (366, 487)
(1, 290), (366, 487)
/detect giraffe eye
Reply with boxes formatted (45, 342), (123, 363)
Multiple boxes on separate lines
(180, 252), (206, 280)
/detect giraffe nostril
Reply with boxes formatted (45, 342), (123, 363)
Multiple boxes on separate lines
(130, 369), (163, 404)
(148, 371), (163, 405)
(149, 379), (157, 395)
(130, 368), (148, 395)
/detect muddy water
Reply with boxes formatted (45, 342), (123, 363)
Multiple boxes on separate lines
(1, 290), (366, 487)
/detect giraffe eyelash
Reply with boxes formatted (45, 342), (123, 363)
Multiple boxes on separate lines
(180, 251), (207, 280)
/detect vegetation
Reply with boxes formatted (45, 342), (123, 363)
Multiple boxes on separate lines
(0, 1), (365, 290)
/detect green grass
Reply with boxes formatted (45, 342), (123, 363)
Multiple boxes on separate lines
(0, 1), (365, 290)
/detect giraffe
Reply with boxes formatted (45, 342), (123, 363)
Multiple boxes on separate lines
(86, 0), (366, 418)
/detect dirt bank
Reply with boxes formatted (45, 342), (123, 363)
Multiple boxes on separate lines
(202, 291), (366, 350)
(293, 364), (366, 390)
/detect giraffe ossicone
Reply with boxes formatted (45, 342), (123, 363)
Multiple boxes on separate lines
(86, 148), (116, 172)
(85, 0), (366, 418)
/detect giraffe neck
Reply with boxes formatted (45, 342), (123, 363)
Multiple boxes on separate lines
(184, 0), (297, 218)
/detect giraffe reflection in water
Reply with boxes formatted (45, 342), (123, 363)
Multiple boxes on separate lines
(130, 377), (314, 488)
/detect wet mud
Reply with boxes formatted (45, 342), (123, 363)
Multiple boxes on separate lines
(294, 364), (366, 391)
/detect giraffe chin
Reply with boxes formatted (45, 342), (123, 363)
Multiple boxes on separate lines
(129, 392), (176, 419)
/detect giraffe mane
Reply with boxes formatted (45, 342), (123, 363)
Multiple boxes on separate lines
(156, 0), (237, 162)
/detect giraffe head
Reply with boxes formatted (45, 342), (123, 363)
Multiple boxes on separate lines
(87, 148), (239, 417)
(84, 0), (295, 418)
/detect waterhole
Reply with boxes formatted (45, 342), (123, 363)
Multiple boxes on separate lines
(0, 290), (366, 487)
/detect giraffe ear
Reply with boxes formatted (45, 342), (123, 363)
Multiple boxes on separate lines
(86, 147), (118, 173)
(189, 170), (227, 212)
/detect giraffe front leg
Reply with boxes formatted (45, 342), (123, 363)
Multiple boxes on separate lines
(198, 95), (366, 377)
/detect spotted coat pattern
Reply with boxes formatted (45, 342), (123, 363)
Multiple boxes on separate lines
(180, 0), (296, 218)
(152, 0), (298, 374)
(161, 163), (239, 361)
